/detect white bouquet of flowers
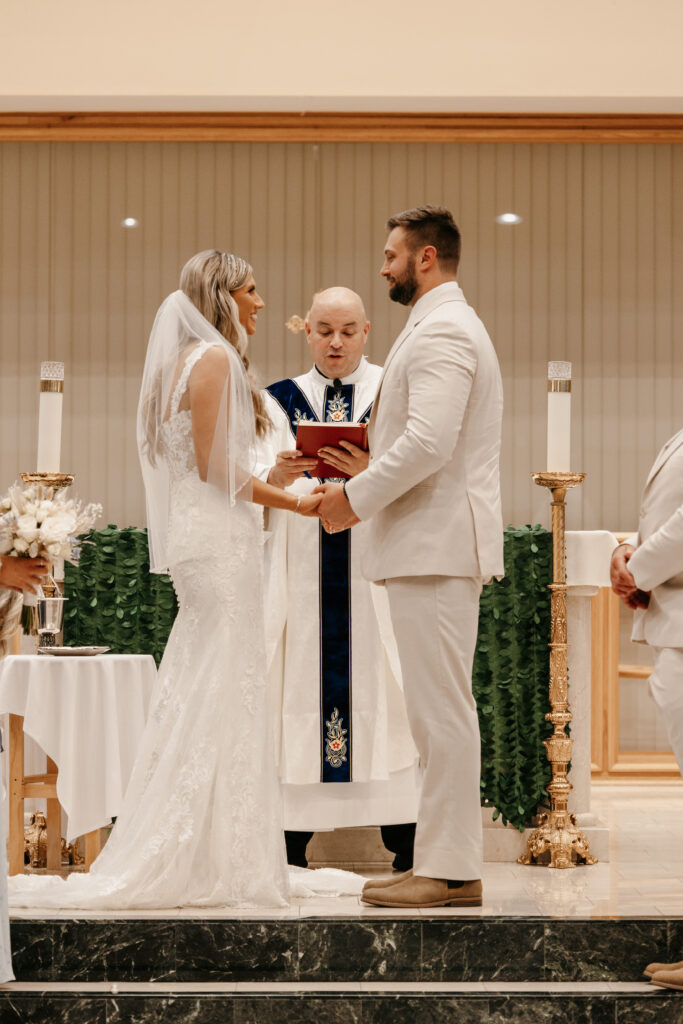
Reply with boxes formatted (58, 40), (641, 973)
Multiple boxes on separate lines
(0, 481), (102, 564)
(0, 481), (102, 642)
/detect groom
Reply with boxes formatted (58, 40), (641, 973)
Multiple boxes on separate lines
(315, 206), (504, 908)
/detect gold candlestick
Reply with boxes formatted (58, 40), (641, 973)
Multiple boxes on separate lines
(518, 471), (597, 869)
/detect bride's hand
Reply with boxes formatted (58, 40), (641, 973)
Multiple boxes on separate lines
(296, 494), (322, 517)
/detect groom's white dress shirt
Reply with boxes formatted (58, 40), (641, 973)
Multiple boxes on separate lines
(345, 281), (504, 881)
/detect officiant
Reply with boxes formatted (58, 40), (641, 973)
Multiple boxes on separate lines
(256, 287), (418, 870)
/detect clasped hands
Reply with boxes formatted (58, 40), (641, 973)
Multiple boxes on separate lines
(267, 443), (366, 532)
(610, 545), (651, 610)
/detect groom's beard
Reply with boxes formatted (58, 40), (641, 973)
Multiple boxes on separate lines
(388, 257), (419, 306)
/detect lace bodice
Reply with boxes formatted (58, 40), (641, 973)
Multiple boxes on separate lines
(159, 340), (213, 482)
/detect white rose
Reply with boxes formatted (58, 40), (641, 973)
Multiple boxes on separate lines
(27, 541), (39, 558)
(39, 513), (73, 546)
(13, 538), (29, 553)
(46, 541), (66, 558)
(16, 514), (39, 543)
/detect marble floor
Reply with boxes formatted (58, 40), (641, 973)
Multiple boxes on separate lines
(9, 781), (683, 921)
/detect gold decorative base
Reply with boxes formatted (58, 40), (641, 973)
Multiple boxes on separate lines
(519, 811), (597, 869)
(532, 471), (586, 490)
(23, 811), (84, 869)
(21, 472), (74, 492)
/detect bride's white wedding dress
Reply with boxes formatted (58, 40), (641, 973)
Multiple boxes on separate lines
(9, 342), (362, 909)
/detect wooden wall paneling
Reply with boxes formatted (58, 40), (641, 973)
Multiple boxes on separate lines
(581, 146), (604, 531)
(367, 143), (397, 360)
(263, 142), (287, 384)
(617, 147), (640, 536)
(293, 142), (320, 378)
(177, 144), (201, 273)
(0, 145), (45, 482)
(673, 148), (683, 427)
(351, 145), (379, 345)
(121, 144), (147, 526)
(495, 145), (520, 522)
(247, 145), (272, 380)
(105, 144), (128, 528)
(652, 146), (675, 446)
(564, 145), (585, 520)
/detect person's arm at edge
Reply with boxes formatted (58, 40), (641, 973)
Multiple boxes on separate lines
(627, 506), (683, 591)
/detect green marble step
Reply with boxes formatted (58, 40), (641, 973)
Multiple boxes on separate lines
(0, 980), (680, 1023)
(10, 916), (683, 986)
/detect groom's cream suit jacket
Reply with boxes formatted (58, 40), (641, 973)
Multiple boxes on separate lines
(345, 282), (504, 583)
(628, 427), (683, 648)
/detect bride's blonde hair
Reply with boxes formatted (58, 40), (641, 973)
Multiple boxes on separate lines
(179, 249), (271, 438)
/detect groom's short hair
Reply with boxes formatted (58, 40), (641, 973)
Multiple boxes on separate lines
(387, 206), (461, 273)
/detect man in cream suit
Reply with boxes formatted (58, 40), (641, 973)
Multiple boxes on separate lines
(610, 428), (683, 769)
(610, 428), (683, 990)
(315, 206), (503, 908)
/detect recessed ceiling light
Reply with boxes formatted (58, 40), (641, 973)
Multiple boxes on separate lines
(496, 212), (523, 225)
(121, 217), (139, 228)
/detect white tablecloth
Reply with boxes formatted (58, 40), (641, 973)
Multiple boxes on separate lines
(0, 654), (156, 843)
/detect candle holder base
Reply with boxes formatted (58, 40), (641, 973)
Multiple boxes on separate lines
(519, 811), (597, 869)
(532, 471), (586, 490)
(21, 472), (74, 492)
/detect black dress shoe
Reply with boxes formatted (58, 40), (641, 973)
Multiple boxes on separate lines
(285, 829), (314, 869)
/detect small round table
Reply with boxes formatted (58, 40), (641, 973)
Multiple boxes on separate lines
(0, 653), (156, 874)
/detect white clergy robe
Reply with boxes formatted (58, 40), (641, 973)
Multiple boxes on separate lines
(256, 359), (418, 830)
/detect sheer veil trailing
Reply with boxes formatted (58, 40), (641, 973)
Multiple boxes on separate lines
(137, 289), (256, 573)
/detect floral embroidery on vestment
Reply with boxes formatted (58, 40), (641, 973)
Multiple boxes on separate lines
(325, 394), (349, 422)
(324, 707), (348, 768)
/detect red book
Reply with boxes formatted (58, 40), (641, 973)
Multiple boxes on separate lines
(295, 422), (368, 479)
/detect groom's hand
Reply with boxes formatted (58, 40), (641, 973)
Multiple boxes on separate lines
(312, 482), (360, 532)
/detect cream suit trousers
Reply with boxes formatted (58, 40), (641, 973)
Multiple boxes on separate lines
(385, 574), (483, 881)
(649, 647), (683, 772)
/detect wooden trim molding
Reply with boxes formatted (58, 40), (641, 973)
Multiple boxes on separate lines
(2, 111), (683, 143)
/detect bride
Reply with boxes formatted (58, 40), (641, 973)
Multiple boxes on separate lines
(9, 250), (360, 909)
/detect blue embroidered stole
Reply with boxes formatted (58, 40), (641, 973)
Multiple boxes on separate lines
(266, 377), (373, 783)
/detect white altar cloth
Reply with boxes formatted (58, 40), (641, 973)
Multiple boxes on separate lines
(0, 654), (156, 843)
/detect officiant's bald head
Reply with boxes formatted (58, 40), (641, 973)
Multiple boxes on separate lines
(305, 287), (370, 380)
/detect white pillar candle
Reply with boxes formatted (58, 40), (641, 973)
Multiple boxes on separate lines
(37, 361), (64, 473)
(547, 361), (571, 472)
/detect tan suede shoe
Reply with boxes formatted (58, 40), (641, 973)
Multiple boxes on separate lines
(362, 869), (413, 893)
(650, 966), (683, 991)
(361, 875), (482, 908)
(644, 959), (683, 979)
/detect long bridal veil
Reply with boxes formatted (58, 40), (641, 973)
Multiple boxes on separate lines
(137, 288), (256, 574)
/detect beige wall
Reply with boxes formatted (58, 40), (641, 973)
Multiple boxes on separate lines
(3, 1), (683, 110)
(1, 140), (681, 534)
